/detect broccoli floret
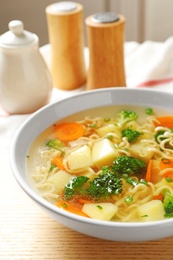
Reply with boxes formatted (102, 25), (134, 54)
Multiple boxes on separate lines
(64, 176), (89, 199)
(64, 170), (123, 201)
(87, 169), (123, 200)
(162, 189), (173, 218)
(112, 155), (146, 177)
(46, 139), (64, 151)
(117, 110), (138, 127)
(121, 128), (142, 143)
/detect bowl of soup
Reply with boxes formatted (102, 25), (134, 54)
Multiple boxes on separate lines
(10, 87), (173, 242)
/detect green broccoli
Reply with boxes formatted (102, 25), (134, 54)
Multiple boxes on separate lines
(117, 110), (138, 127)
(46, 139), (64, 151)
(87, 170), (123, 200)
(111, 155), (146, 177)
(64, 170), (123, 201)
(162, 189), (173, 218)
(64, 176), (89, 199)
(121, 128), (142, 143)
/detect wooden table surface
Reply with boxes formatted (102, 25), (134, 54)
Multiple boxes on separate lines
(1, 147), (173, 260)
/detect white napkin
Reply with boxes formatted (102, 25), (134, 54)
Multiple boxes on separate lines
(124, 37), (173, 90)
(1, 38), (173, 148)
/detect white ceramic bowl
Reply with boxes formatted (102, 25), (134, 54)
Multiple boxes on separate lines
(11, 88), (173, 242)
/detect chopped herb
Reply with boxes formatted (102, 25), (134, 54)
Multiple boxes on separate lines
(165, 177), (173, 183)
(62, 203), (67, 208)
(88, 123), (97, 128)
(141, 214), (148, 218)
(97, 205), (103, 210)
(46, 139), (64, 151)
(106, 134), (114, 141)
(124, 196), (133, 204)
(104, 117), (111, 122)
(49, 163), (56, 172)
(145, 108), (153, 115)
(126, 177), (139, 186)
(140, 179), (148, 185)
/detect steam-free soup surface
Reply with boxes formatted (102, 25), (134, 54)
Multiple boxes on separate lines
(26, 105), (173, 222)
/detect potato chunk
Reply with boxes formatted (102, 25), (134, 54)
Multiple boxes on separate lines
(130, 142), (154, 163)
(137, 200), (165, 222)
(47, 170), (73, 194)
(92, 139), (118, 168)
(96, 124), (119, 137)
(66, 145), (93, 170)
(82, 202), (118, 220)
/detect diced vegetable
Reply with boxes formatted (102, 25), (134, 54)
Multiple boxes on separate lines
(129, 142), (154, 163)
(92, 139), (118, 168)
(52, 156), (65, 170)
(66, 145), (93, 170)
(57, 200), (88, 217)
(82, 202), (118, 220)
(46, 139), (64, 151)
(137, 200), (165, 221)
(145, 159), (153, 182)
(154, 116), (173, 128)
(145, 159), (173, 184)
(96, 124), (119, 137)
(47, 170), (73, 194)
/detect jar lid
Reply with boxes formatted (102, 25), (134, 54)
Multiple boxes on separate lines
(0, 20), (36, 48)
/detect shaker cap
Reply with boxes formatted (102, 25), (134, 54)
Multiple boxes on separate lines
(0, 20), (37, 48)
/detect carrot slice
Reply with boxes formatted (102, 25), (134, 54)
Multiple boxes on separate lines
(56, 200), (89, 217)
(154, 116), (173, 128)
(145, 159), (153, 182)
(52, 156), (65, 170)
(55, 122), (85, 141)
(76, 197), (94, 204)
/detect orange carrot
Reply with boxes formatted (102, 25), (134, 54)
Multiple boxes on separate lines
(76, 197), (94, 204)
(160, 159), (173, 179)
(55, 122), (85, 141)
(145, 159), (153, 182)
(52, 156), (65, 170)
(154, 116), (173, 129)
(56, 200), (89, 217)
(153, 193), (164, 201)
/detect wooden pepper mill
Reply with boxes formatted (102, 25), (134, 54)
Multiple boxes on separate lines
(85, 12), (126, 90)
(46, 2), (86, 90)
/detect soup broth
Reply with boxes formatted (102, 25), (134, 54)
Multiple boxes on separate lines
(26, 105), (173, 222)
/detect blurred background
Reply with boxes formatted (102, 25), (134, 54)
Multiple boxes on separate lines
(0, 0), (173, 46)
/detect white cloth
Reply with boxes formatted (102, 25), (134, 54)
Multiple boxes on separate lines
(1, 38), (173, 148)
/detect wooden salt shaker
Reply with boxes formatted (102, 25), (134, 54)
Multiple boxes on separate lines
(46, 2), (86, 90)
(85, 12), (126, 90)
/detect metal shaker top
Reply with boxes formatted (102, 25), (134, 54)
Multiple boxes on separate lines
(91, 12), (119, 24)
(50, 1), (77, 12)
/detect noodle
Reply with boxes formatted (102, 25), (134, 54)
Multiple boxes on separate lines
(26, 107), (173, 222)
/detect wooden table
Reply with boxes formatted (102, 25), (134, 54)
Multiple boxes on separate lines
(1, 146), (173, 260)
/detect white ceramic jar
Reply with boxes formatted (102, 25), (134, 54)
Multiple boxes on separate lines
(0, 20), (52, 114)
